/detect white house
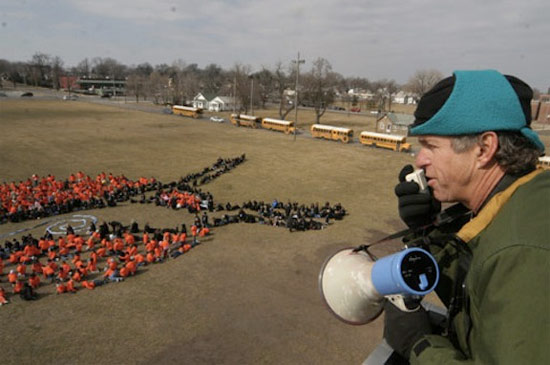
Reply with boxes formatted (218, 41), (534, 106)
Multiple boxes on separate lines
(192, 92), (216, 110)
(208, 96), (235, 112)
(393, 91), (417, 105)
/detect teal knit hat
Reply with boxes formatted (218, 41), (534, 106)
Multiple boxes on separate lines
(410, 70), (545, 152)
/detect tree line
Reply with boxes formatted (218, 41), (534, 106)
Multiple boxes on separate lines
(0, 52), (447, 122)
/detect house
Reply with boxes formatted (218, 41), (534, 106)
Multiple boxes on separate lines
(376, 112), (415, 135)
(208, 96), (235, 112)
(393, 91), (417, 105)
(531, 94), (550, 124)
(192, 92), (216, 110)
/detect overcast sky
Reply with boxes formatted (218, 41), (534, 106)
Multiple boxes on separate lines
(1, 0), (549, 90)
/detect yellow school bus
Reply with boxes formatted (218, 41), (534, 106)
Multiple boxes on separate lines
(310, 124), (353, 143)
(172, 105), (203, 118)
(261, 118), (296, 134)
(538, 156), (550, 170)
(230, 114), (261, 128)
(359, 131), (411, 152)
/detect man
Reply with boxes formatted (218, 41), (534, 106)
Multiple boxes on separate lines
(385, 70), (549, 364)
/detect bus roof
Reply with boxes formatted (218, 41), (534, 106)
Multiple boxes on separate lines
(239, 114), (259, 120)
(311, 124), (351, 133)
(360, 131), (406, 142)
(263, 118), (293, 125)
(173, 105), (199, 111)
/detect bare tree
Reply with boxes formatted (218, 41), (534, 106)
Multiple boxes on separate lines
(384, 79), (400, 112)
(50, 56), (64, 90)
(202, 63), (224, 95)
(75, 58), (91, 78)
(230, 63), (253, 113)
(405, 69), (444, 98)
(301, 57), (337, 123)
(273, 62), (294, 120)
(254, 67), (275, 109)
(126, 74), (147, 102)
(28, 52), (51, 86)
(148, 71), (170, 104)
(91, 57), (126, 79)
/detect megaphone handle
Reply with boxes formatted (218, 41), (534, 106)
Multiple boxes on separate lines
(386, 295), (422, 312)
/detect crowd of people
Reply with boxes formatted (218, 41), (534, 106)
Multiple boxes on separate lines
(0, 155), (246, 225)
(210, 200), (346, 232)
(0, 153), (347, 305)
(0, 219), (210, 305)
(0, 172), (158, 224)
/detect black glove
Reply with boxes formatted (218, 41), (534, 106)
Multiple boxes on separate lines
(395, 165), (441, 229)
(383, 299), (433, 359)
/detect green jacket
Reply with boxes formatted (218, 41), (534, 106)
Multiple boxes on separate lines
(411, 169), (550, 364)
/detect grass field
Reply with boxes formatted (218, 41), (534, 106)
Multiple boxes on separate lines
(0, 95), (548, 364)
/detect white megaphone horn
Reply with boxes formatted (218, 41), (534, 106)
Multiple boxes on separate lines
(319, 246), (439, 325)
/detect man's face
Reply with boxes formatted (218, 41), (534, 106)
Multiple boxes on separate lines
(415, 135), (477, 204)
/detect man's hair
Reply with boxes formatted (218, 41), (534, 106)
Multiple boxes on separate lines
(451, 131), (541, 176)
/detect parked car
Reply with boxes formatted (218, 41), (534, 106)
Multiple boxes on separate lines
(210, 116), (225, 123)
(62, 95), (78, 101)
(20, 92), (33, 97)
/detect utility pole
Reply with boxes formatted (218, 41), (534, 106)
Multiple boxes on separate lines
(233, 74), (237, 114)
(292, 52), (305, 141)
(249, 75), (254, 115)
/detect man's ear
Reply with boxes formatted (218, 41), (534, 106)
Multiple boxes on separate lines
(476, 131), (499, 167)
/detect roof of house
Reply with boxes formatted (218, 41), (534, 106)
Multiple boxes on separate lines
(377, 112), (415, 126)
(194, 92), (217, 101)
(211, 96), (234, 104)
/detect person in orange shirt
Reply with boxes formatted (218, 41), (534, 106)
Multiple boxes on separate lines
(199, 227), (210, 237)
(47, 247), (57, 261)
(66, 278), (77, 293)
(71, 253), (82, 267)
(31, 259), (43, 275)
(13, 280), (24, 294)
(71, 270), (82, 282)
(145, 239), (157, 254)
(160, 239), (170, 258)
(61, 261), (71, 275)
(113, 238), (125, 255)
(86, 236), (96, 251)
(86, 259), (98, 273)
(8, 270), (17, 285)
(125, 259), (137, 276)
(42, 265), (55, 282)
(28, 273), (40, 289)
(81, 280), (95, 290)
(142, 232), (149, 245)
(96, 247), (107, 258)
(0, 286), (9, 305)
(56, 281), (67, 294)
(134, 253), (146, 266)
(16, 263), (27, 277)
(39, 238), (49, 252)
(119, 266), (130, 278)
(146, 251), (155, 264)
(154, 245), (163, 262)
(126, 244), (138, 258)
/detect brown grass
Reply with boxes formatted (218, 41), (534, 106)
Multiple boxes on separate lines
(0, 97), (547, 364)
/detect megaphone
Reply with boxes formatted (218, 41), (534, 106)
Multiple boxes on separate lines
(319, 247), (439, 325)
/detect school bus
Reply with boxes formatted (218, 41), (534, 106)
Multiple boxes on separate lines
(230, 114), (261, 128)
(359, 131), (411, 152)
(538, 156), (550, 170)
(310, 124), (354, 143)
(261, 118), (296, 134)
(172, 105), (203, 118)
